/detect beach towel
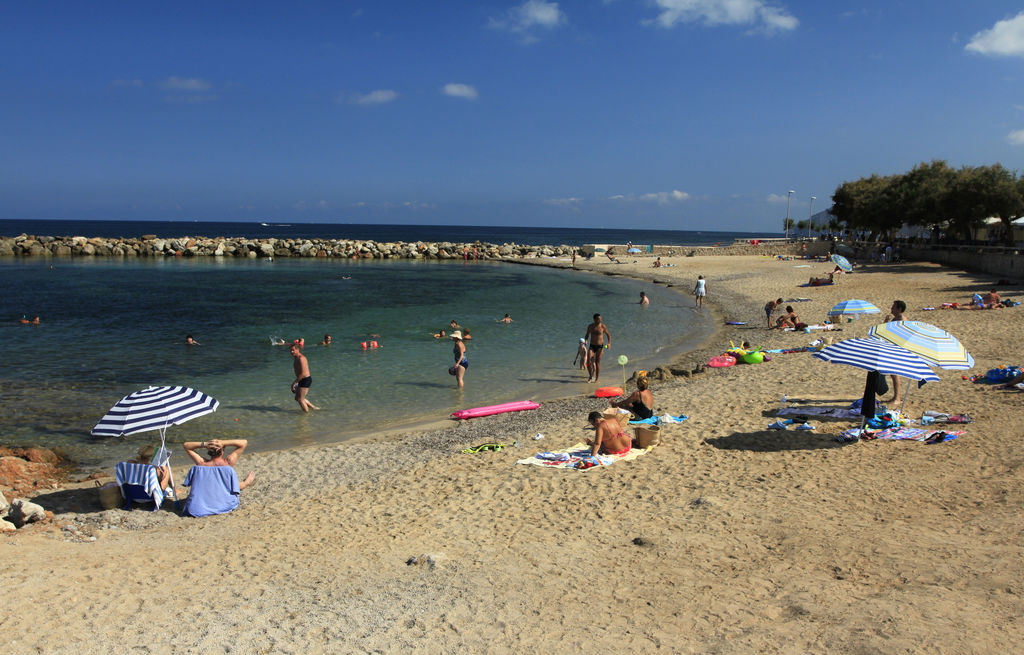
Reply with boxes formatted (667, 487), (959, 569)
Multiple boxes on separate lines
(182, 465), (241, 517)
(114, 462), (165, 508)
(517, 443), (650, 470)
(873, 427), (964, 442)
(628, 413), (688, 425)
(777, 406), (860, 418)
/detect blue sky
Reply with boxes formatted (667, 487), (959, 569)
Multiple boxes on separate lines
(1, 1), (1022, 231)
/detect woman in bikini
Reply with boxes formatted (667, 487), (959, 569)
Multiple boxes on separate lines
(586, 411), (632, 456)
(609, 376), (654, 419)
(450, 331), (468, 388)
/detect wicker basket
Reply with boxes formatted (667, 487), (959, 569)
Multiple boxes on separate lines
(97, 482), (122, 510)
(632, 424), (661, 449)
(602, 408), (632, 428)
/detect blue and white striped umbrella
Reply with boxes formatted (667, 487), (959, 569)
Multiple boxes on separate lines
(92, 385), (220, 437)
(827, 299), (881, 319)
(813, 337), (940, 382)
(830, 253), (853, 273)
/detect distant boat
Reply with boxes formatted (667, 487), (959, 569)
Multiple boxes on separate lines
(260, 222), (269, 226)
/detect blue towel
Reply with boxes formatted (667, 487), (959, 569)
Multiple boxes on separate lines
(183, 466), (240, 517)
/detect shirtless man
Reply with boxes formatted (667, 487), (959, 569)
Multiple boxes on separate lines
(639, 292), (650, 306)
(982, 289), (1002, 309)
(499, 314), (513, 323)
(586, 411), (632, 456)
(182, 438), (256, 490)
(584, 313), (611, 383)
(882, 300), (907, 402)
(290, 343), (320, 412)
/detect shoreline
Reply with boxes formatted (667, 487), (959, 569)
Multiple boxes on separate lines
(5, 252), (1024, 652)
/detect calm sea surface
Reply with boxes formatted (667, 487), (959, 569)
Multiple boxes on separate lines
(1, 256), (713, 468)
(0, 218), (777, 248)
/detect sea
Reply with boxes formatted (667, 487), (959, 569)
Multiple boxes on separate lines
(0, 219), (775, 469)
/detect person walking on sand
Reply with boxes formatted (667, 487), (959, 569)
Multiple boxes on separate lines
(290, 343), (320, 412)
(693, 275), (706, 310)
(764, 298), (783, 327)
(450, 331), (468, 388)
(584, 313), (611, 383)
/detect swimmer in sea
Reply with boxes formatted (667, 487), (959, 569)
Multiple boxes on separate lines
(499, 314), (513, 323)
(185, 334), (200, 345)
(319, 334), (332, 345)
(639, 292), (649, 306)
(433, 330), (446, 339)
(290, 343), (320, 412)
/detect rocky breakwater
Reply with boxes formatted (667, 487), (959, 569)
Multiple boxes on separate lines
(0, 233), (577, 260)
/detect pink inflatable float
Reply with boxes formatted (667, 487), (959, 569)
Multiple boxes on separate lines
(707, 355), (737, 368)
(451, 400), (541, 420)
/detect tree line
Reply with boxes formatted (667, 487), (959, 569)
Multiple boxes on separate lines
(828, 161), (1023, 244)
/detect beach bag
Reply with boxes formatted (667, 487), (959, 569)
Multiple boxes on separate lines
(984, 367), (1021, 383)
(96, 481), (122, 510)
(633, 425), (661, 448)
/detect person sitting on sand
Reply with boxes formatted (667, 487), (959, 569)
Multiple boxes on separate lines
(774, 306), (799, 330)
(129, 444), (172, 492)
(586, 411), (632, 456)
(653, 257), (662, 268)
(181, 438), (256, 517)
(884, 300), (907, 323)
(982, 289), (1002, 309)
(609, 376), (654, 420)
(764, 298), (783, 327)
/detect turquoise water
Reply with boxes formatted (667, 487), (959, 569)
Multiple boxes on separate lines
(0, 257), (711, 467)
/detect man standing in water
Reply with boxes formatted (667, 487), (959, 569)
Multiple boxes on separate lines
(584, 313), (611, 383)
(290, 343), (320, 412)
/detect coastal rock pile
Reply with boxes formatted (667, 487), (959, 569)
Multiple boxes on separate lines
(0, 446), (70, 531)
(0, 233), (577, 260)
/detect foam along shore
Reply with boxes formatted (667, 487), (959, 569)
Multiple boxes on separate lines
(3, 252), (1024, 653)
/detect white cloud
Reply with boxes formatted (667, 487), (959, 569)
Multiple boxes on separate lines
(489, 0), (566, 40)
(351, 89), (399, 106)
(766, 193), (790, 203)
(1008, 129), (1024, 146)
(646, 0), (798, 34)
(112, 78), (144, 88)
(544, 196), (581, 206)
(966, 12), (1024, 57)
(162, 76), (212, 91)
(609, 190), (690, 204)
(443, 83), (478, 100)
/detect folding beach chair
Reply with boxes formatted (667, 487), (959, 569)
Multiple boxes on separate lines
(114, 462), (167, 511)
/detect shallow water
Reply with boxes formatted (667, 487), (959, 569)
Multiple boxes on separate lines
(0, 257), (711, 467)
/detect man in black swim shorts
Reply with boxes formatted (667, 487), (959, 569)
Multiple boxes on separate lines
(290, 343), (320, 412)
(584, 313), (611, 383)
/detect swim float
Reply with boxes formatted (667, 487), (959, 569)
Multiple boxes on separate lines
(707, 355), (737, 368)
(594, 387), (624, 398)
(451, 400), (541, 420)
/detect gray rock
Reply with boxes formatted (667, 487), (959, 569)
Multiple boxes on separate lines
(10, 498), (46, 527)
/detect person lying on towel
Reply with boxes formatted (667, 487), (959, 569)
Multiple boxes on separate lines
(586, 411), (632, 457)
(181, 439), (256, 517)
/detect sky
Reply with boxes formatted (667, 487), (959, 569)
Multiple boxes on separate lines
(1, 1), (1023, 231)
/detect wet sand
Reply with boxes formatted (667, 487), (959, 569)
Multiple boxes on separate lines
(3, 252), (1023, 654)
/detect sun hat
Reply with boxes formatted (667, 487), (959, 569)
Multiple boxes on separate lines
(450, 331), (463, 340)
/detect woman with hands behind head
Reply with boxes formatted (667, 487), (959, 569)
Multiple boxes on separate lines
(183, 438), (256, 490)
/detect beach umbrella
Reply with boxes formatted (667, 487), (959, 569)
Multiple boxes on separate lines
(92, 385), (220, 438)
(830, 253), (853, 273)
(813, 338), (939, 382)
(827, 299), (880, 319)
(867, 321), (974, 370)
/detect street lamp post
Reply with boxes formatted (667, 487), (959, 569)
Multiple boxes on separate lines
(808, 195), (816, 238)
(785, 190), (794, 240)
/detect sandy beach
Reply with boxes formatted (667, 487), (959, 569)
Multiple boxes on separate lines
(3, 251), (1024, 654)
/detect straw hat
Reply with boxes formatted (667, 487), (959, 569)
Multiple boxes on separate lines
(450, 331), (463, 340)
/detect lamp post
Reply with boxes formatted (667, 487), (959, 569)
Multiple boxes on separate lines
(807, 196), (816, 238)
(785, 190), (794, 240)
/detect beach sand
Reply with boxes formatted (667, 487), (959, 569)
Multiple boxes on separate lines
(3, 253), (1024, 654)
